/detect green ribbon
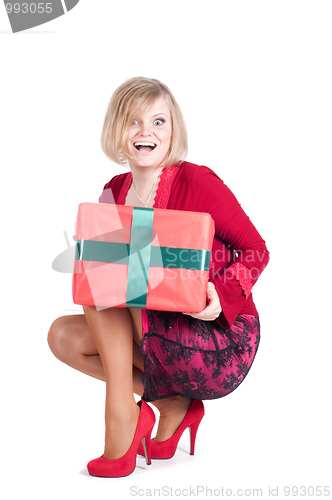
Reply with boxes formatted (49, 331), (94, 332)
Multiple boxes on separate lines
(75, 240), (210, 271)
(75, 206), (211, 308)
(125, 207), (154, 307)
(75, 240), (130, 263)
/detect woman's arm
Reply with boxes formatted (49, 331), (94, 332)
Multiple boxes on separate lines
(191, 166), (270, 328)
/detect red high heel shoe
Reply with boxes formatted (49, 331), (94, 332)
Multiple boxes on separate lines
(87, 400), (155, 477)
(137, 399), (204, 460)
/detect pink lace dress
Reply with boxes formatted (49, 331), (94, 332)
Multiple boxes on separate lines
(116, 166), (260, 402)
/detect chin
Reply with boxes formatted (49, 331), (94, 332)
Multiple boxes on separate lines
(134, 157), (162, 169)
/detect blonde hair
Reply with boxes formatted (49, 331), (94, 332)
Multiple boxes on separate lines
(101, 77), (188, 168)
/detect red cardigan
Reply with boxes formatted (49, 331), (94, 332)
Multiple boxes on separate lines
(99, 161), (269, 329)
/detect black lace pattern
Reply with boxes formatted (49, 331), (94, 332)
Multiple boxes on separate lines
(139, 311), (260, 402)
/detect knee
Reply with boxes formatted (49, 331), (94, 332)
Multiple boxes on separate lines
(47, 316), (74, 362)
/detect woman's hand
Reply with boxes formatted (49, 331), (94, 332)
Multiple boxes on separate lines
(183, 282), (222, 321)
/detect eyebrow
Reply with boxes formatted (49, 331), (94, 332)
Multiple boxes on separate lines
(152, 113), (168, 117)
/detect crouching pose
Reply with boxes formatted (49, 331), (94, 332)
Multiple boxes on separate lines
(48, 76), (269, 477)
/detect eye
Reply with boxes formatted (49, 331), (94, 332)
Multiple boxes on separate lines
(154, 118), (165, 125)
(133, 119), (139, 125)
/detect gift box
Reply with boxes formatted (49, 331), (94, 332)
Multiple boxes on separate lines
(72, 203), (215, 312)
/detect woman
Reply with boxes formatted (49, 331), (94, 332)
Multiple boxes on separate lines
(48, 77), (269, 478)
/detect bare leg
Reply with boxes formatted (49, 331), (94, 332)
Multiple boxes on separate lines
(47, 314), (144, 396)
(48, 311), (193, 445)
(82, 305), (142, 460)
(152, 397), (193, 442)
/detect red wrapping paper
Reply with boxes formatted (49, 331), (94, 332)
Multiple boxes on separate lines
(72, 203), (214, 313)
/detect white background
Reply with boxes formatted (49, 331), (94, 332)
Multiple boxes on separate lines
(1, 1), (331, 499)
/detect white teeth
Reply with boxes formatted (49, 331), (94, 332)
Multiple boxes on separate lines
(134, 142), (156, 147)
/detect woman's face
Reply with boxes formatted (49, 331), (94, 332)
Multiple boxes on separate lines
(126, 97), (172, 170)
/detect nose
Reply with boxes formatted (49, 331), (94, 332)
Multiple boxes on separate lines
(139, 121), (152, 136)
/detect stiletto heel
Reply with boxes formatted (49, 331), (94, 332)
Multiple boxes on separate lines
(141, 426), (153, 465)
(137, 399), (204, 460)
(87, 400), (155, 478)
(189, 415), (203, 455)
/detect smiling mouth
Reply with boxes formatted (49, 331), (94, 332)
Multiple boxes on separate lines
(134, 142), (157, 153)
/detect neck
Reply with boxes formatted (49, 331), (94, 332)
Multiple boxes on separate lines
(130, 165), (164, 192)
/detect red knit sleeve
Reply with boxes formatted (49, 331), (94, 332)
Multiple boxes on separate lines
(191, 166), (269, 328)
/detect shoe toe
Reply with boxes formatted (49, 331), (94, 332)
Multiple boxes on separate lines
(87, 456), (104, 476)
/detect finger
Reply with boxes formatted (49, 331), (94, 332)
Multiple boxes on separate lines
(202, 296), (222, 318)
(186, 296), (218, 314)
(206, 282), (216, 299)
(187, 304), (213, 319)
(182, 310), (204, 318)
